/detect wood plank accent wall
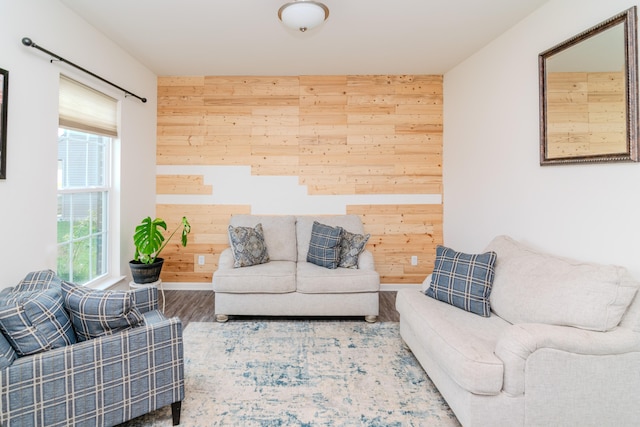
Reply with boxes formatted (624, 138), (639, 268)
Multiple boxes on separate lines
(546, 71), (626, 158)
(348, 204), (442, 283)
(157, 75), (443, 284)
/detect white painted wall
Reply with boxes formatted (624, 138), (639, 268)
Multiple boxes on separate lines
(443, 0), (640, 277)
(5, 0), (637, 289)
(156, 165), (442, 216)
(0, 0), (157, 287)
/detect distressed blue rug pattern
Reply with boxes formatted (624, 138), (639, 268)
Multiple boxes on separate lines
(125, 321), (459, 426)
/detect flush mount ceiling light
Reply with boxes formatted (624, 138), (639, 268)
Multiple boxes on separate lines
(278, 1), (329, 32)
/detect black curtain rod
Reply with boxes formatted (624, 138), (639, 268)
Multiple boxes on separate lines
(21, 37), (147, 103)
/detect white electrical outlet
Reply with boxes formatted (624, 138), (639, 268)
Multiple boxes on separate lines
(198, 255), (205, 265)
(411, 255), (418, 266)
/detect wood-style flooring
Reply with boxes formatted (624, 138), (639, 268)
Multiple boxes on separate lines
(161, 290), (399, 328)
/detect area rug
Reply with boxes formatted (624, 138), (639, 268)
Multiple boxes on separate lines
(124, 321), (459, 426)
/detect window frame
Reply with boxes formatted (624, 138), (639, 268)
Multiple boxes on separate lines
(57, 75), (121, 287)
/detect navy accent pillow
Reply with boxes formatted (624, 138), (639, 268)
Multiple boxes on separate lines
(307, 221), (343, 269)
(62, 281), (144, 342)
(425, 245), (497, 317)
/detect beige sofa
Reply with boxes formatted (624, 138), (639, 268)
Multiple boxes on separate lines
(396, 235), (640, 426)
(213, 214), (380, 322)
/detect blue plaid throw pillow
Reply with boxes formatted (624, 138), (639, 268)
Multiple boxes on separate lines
(425, 245), (497, 317)
(15, 269), (62, 291)
(307, 221), (343, 269)
(0, 286), (77, 356)
(62, 281), (144, 342)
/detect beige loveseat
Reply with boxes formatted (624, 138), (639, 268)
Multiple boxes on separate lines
(396, 235), (640, 426)
(213, 214), (380, 322)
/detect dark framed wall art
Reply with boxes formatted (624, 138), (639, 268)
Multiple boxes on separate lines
(0, 68), (7, 179)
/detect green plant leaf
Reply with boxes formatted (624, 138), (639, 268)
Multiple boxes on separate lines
(180, 216), (191, 246)
(132, 216), (191, 265)
(133, 217), (167, 264)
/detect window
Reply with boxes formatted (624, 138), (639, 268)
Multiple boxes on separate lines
(57, 76), (118, 285)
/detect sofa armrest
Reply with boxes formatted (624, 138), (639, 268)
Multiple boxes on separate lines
(217, 247), (235, 270)
(421, 274), (432, 292)
(357, 250), (376, 270)
(1, 317), (184, 426)
(495, 323), (640, 395)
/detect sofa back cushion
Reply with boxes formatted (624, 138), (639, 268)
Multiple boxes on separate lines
(296, 215), (365, 263)
(230, 215), (297, 262)
(486, 235), (638, 332)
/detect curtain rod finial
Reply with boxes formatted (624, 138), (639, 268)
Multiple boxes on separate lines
(21, 37), (34, 47)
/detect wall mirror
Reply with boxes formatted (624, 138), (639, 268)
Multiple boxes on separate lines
(0, 68), (7, 179)
(539, 6), (638, 165)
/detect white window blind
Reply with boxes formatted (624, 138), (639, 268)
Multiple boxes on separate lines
(59, 75), (118, 137)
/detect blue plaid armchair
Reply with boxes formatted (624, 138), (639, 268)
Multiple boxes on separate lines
(0, 271), (184, 426)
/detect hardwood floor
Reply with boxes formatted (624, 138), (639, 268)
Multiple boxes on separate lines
(161, 290), (399, 328)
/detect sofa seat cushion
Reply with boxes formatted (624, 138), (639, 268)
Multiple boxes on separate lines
(396, 289), (508, 395)
(230, 215), (297, 262)
(296, 262), (380, 294)
(213, 260), (296, 294)
(486, 235), (639, 332)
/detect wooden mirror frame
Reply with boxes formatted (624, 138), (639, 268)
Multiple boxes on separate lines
(539, 7), (638, 165)
(0, 68), (7, 179)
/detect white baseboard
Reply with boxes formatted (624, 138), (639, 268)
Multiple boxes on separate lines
(162, 282), (214, 291)
(159, 282), (420, 291)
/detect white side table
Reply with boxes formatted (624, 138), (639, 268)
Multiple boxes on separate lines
(130, 279), (165, 313)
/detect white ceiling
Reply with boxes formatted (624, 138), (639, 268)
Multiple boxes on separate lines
(59, 0), (550, 76)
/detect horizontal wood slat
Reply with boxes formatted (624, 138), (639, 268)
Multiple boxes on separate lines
(156, 175), (212, 195)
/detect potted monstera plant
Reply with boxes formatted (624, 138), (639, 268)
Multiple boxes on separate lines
(129, 216), (191, 284)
